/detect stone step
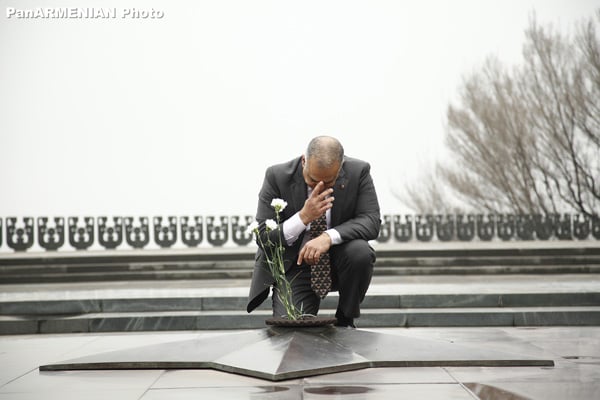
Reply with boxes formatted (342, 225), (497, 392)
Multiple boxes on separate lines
(1, 292), (599, 315)
(2, 243), (599, 284)
(0, 269), (255, 283)
(374, 264), (600, 275)
(3, 264), (600, 284)
(3, 254), (599, 271)
(2, 306), (599, 335)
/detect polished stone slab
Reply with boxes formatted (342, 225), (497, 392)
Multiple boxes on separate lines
(40, 327), (554, 381)
(448, 362), (600, 400)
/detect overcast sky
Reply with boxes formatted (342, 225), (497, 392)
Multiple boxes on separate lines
(1, 0), (597, 225)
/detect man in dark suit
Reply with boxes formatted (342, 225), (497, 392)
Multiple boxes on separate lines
(247, 136), (381, 327)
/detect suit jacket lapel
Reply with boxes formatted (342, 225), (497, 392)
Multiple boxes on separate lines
(331, 164), (347, 227)
(290, 159), (307, 214)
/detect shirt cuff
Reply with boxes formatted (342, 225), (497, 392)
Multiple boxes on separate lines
(325, 228), (342, 245)
(282, 212), (307, 246)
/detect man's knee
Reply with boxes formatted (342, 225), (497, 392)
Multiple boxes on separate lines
(334, 239), (375, 270)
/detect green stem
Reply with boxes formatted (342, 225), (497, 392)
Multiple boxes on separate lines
(256, 211), (302, 320)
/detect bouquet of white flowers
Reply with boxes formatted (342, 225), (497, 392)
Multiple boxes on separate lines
(247, 198), (303, 320)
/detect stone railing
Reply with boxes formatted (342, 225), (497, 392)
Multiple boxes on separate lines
(379, 214), (599, 243)
(0, 213), (598, 252)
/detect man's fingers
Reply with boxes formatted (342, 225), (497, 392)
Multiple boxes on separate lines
(303, 184), (335, 224)
(311, 181), (324, 197)
(319, 196), (334, 213)
(297, 247), (306, 265)
(298, 243), (322, 265)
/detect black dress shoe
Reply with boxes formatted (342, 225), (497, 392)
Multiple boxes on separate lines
(334, 314), (355, 328)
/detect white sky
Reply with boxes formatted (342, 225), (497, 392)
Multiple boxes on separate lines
(1, 0), (597, 221)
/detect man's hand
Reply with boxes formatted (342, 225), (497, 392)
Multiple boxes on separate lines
(299, 181), (334, 225)
(297, 233), (332, 265)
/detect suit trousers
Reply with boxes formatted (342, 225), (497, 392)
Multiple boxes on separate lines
(272, 239), (375, 319)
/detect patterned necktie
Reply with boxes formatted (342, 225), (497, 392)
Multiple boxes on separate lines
(310, 213), (331, 299)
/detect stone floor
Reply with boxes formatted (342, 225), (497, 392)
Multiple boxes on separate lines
(1, 326), (599, 399)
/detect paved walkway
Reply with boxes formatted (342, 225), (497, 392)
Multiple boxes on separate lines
(1, 326), (599, 399)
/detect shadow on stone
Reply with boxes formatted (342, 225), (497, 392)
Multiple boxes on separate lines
(304, 386), (373, 395)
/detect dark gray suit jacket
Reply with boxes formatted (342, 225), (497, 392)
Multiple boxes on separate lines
(247, 155), (381, 313)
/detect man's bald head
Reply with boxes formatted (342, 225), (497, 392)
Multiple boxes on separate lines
(302, 136), (344, 189)
(305, 136), (344, 169)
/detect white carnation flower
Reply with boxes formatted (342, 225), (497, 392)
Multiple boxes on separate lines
(265, 219), (278, 231)
(270, 198), (288, 212)
(246, 221), (259, 235)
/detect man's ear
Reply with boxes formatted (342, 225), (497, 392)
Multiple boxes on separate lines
(301, 155), (306, 168)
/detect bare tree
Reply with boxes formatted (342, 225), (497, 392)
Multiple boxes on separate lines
(403, 11), (600, 217)
(399, 167), (453, 213)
